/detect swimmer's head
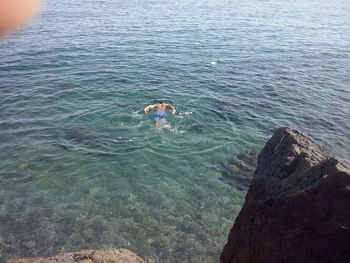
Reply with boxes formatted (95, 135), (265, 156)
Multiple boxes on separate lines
(159, 101), (164, 104)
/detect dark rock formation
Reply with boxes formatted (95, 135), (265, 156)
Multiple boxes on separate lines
(7, 249), (145, 263)
(221, 127), (350, 263)
(221, 150), (259, 191)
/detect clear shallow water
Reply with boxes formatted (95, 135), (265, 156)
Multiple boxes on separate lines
(1, 0), (350, 262)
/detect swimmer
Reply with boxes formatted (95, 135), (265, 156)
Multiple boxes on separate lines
(144, 101), (176, 127)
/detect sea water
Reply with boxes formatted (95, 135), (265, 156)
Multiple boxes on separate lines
(0, 0), (349, 262)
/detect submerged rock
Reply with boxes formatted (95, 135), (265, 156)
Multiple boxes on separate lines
(53, 127), (105, 153)
(221, 150), (259, 191)
(7, 248), (145, 263)
(221, 127), (350, 263)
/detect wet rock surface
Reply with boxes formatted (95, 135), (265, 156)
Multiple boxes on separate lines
(7, 248), (145, 263)
(221, 127), (350, 263)
(221, 150), (259, 191)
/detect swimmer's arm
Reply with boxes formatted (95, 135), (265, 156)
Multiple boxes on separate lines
(144, 104), (156, 114)
(167, 104), (176, 114)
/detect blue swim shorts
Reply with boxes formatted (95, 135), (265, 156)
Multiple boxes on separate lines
(154, 111), (167, 121)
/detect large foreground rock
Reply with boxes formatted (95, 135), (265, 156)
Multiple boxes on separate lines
(7, 248), (145, 263)
(221, 127), (350, 263)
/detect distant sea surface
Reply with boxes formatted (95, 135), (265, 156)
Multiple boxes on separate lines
(1, 0), (349, 262)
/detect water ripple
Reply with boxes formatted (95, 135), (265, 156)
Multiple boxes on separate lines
(1, 0), (350, 262)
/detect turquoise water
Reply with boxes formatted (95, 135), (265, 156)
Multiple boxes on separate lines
(1, 0), (350, 262)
